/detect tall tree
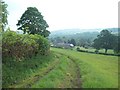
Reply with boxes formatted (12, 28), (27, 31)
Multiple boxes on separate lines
(0, 0), (8, 31)
(70, 38), (76, 46)
(16, 7), (50, 37)
(113, 34), (120, 53)
(55, 37), (62, 43)
(93, 29), (115, 53)
(79, 38), (87, 47)
(93, 38), (101, 50)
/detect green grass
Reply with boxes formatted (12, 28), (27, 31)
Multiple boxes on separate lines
(3, 49), (82, 88)
(75, 46), (115, 54)
(51, 47), (118, 88)
(2, 51), (59, 88)
(3, 47), (118, 88)
(32, 55), (79, 88)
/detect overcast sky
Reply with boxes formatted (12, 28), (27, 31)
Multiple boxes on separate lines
(5, 0), (119, 31)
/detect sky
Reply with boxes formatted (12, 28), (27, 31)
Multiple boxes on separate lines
(5, 0), (119, 31)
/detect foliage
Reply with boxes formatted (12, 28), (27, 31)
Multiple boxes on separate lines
(2, 52), (56, 88)
(0, 0), (8, 31)
(0, 30), (1, 57)
(76, 47), (80, 51)
(49, 32), (99, 47)
(16, 7), (50, 37)
(68, 38), (76, 46)
(93, 30), (116, 53)
(2, 31), (50, 60)
(113, 34), (120, 53)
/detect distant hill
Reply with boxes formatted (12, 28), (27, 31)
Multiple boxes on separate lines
(49, 28), (100, 37)
(49, 28), (118, 38)
(49, 28), (119, 47)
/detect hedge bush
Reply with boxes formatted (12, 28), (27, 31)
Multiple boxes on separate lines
(2, 31), (50, 61)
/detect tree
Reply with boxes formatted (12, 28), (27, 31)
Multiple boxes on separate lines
(93, 29), (115, 54)
(93, 38), (101, 51)
(55, 37), (62, 43)
(0, 0), (8, 31)
(113, 34), (120, 53)
(79, 38), (88, 47)
(16, 7), (50, 37)
(69, 38), (76, 46)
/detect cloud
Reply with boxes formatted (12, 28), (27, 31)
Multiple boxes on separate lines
(5, 0), (119, 31)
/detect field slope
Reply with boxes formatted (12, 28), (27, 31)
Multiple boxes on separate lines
(6, 51), (81, 88)
(51, 48), (118, 88)
(3, 48), (118, 88)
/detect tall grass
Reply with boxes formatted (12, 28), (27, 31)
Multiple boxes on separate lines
(3, 51), (56, 88)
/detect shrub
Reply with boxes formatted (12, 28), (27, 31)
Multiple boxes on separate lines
(2, 31), (50, 61)
(95, 49), (99, 54)
(76, 47), (80, 51)
(76, 47), (88, 52)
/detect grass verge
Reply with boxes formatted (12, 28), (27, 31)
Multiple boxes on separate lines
(3, 51), (58, 88)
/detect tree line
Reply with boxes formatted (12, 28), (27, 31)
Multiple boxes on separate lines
(50, 29), (120, 54)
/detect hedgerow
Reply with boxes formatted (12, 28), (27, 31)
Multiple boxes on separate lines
(2, 31), (50, 61)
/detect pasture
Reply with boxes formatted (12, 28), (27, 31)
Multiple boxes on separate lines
(3, 47), (118, 88)
(74, 46), (115, 54)
(51, 48), (118, 88)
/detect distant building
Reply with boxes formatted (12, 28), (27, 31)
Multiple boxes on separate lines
(70, 44), (74, 47)
(53, 43), (74, 49)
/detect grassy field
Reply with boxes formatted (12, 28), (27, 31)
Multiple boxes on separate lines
(51, 48), (118, 88)
(32, 54), (81, 88)
(3, 51), (80, 88)
(74, 46), (115, 54)
(3, 47), (118, 88)
(3, 52), (59, 88)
